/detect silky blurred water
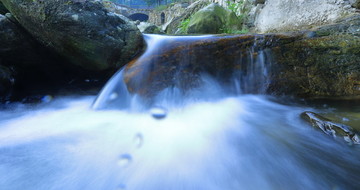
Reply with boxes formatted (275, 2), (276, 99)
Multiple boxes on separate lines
(1, 34), (359, 190)
(0, 94), (359, 190)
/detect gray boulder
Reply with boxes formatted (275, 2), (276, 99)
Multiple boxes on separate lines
(255, 0), (356, 33)
(0, 0), (144, 71)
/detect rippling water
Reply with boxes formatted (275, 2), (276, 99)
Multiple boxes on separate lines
(0, 94), (359, 190)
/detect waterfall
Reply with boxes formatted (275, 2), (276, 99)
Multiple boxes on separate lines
(93, 34), (273, 110)
(0, 34), (359, 190)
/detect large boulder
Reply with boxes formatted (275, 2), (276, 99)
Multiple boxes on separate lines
(255, 0), (356, 33)
(269, 15), (360, 97)
(122, 15), (360, 99)
(0, 13), (111, 101)
(0, 2), (7, 14)
(0, 0), (144, 71)
(187, 3), (242, 34)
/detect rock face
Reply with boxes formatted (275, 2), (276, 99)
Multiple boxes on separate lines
(187, 3), (242, 34)
(255, 0), (356, 33)
(0, 0), (144, 71)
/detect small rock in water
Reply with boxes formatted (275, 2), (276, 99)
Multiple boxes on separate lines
(300, 111), (360, 145)
(117, 154), (132, 167)
(150, 106), (167, 119)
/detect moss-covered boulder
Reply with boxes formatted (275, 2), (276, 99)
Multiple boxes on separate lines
(269, 15), (360, 97)
(165, 0), (209, 34)
(0, 0), (144, 71)
(187, 3), (242, 34)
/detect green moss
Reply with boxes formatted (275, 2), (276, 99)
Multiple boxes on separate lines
(187, 3), (242, 34)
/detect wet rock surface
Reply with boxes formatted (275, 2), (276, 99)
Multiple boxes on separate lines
(301, 111), (360, 145)
(124, 14), (360, 99)
(123, 33), (302, 97)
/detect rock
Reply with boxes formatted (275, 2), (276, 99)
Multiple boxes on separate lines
(0, 14), (110, 101)
(269, 15), (360, 97)
(255, 0), (266, 4)
(255, 0), (356, 33)
(187, 3), (242, 34)
(352, 0), (360, 8)
(137, 22), (164, 34)
(166, 0), (209, 34)
(0, 2), (7, 14)
(123, 33), (303, 97)
(313, 14), (360, 37)
(0, 65), (14, 100)
(301, 111), (360, 145)
(123, 15), (360, 99)
(0, 0), (144, 71)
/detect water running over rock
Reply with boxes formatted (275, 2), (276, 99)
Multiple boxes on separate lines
(0, 34), (359, 190)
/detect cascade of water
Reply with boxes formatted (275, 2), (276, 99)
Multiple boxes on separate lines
(0, 34), (359, 190)
(92, 34), (273, 110)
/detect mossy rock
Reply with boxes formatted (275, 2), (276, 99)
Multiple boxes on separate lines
(270, 34), (360, 97)
(0, 0), (144, 71)
(187, 3), (241, 34)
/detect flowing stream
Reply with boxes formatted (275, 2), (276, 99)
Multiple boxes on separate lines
(0, 35), (359, 190)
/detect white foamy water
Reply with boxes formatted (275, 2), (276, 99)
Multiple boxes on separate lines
(0, 95), (359, 190)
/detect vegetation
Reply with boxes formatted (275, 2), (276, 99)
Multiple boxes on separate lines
(179, 17), (191, 34)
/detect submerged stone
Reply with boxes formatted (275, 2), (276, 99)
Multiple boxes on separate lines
(301, 111), (360, 145)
